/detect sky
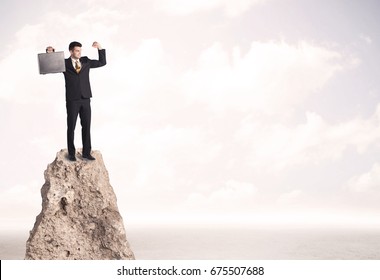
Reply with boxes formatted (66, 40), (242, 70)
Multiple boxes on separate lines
(1, 0), (380, 230)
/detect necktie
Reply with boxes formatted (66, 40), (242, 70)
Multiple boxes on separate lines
(75, 60), (81, 73)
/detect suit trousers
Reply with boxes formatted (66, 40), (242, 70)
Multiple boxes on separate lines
(66, 98), (92, 156)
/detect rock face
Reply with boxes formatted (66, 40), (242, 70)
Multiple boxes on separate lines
(25, 149), (135, 260)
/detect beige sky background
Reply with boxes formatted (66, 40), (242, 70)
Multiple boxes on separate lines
(1, 0), (380, 229)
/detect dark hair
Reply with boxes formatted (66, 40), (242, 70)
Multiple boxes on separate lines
(69, 41), (82, 51)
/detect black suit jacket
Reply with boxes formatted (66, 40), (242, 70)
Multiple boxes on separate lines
(63, 49), (106, 101)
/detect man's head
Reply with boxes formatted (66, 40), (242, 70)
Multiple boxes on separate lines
(69, 41), (82, 59)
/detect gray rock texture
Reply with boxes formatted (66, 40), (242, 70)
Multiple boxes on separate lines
(25, 149), (135, 260)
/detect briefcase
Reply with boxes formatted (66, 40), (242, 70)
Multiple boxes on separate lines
(38, 51), (66, 74)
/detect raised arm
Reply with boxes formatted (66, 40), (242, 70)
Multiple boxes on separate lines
(90, 41), (106, 68)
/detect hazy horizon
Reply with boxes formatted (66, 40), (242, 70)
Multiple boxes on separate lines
(2, 224), (380, 260)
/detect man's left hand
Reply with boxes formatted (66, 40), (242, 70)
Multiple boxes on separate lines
(92, 41), (102, 50)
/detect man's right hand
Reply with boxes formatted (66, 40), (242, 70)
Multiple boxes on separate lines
(46, 46), (55, 53)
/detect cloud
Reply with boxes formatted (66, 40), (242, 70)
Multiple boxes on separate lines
(360, 34), (373, 45)
(155, 0), (265, 17)
(239, 105), (380, 171)
(183, 179), (257, 213)
(277, 189), (303, 205)
(181, 41), (346, 114)
(347, 163), (380, 193)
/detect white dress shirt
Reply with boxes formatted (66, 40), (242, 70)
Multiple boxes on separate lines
(71, 58), (81, 70)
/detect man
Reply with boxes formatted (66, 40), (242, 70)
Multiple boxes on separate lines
(63, 41), (106, 161)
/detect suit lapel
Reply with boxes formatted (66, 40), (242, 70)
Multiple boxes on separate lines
(66, 58), (76, 73)
(79, 57), (88, 70)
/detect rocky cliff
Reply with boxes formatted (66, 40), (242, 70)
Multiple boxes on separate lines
(25, 149), (135, 260)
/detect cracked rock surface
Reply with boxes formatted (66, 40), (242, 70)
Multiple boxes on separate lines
(25, 149), (135, 260)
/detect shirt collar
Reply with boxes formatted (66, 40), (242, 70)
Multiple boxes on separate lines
(71, 57), (80, 63)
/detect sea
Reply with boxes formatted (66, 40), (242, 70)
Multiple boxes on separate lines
(1, 225), (380, 260)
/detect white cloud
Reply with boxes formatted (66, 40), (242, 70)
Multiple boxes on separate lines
(239, 105), (380, 171)
(277, 189), (302, 205)
(181, 41), (345, 114)
(347, 163), (380, 193)
(183, 179), (257, 213)
(360, 34), (373, 45)
(155, 0), (265, 17)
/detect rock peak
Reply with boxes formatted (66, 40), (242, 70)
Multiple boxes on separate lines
(25, 149), (135, 260)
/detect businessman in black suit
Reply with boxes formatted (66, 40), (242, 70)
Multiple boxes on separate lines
(63, 41), (106, 161)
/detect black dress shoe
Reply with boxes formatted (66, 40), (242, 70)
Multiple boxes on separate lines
(82, 154), (96, 160)
(68, 154), (76, 161)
